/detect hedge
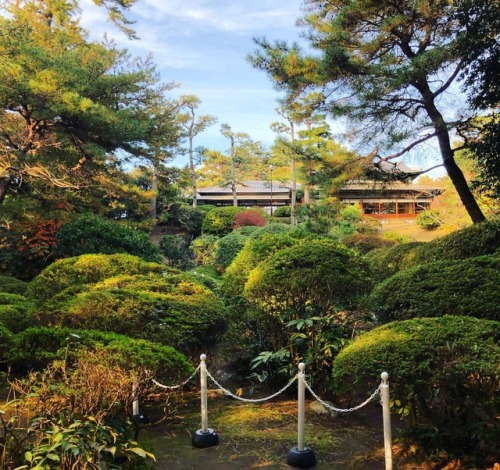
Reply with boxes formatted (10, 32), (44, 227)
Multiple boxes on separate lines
(369, 255), (500, 322)
(0, 275), (28, 295)
(331, 316), (500, 457)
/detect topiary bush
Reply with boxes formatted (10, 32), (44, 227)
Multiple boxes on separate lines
(366, 220), (500, 282)
(159, 234), (188, 268)
(0, 293), (33, 333)
(214, 232), (248, 272)
(55, 213), (161, 262)
(201, 207), (245, 236)
(232, 209), (268, 228)
(33, 273), (228, 354)
(364, 242), (425, 282)
(272, 206), (291, 217)
(0, 275), (28, 295)
(331, 316), (500, 461)
(416, 210), (442, 230)
(342, 233), (399, 254)
(27, 253), (166, 304)
(369, 255), (500, 322)
(189, 234), (218, 266)
(6, 327), (193, 383)
(248, 222), (292, 239)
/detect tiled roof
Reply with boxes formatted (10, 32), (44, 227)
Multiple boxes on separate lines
(341, 180), (442, 192)
(198, 181), (291, 194)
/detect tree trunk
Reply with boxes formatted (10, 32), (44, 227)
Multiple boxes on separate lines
(150, 165), (159, 218)
(0, 173), (14, 205)
(188, 136), (197, 208)
(230, 138), (238, 206)
(419, 83), (486, 224)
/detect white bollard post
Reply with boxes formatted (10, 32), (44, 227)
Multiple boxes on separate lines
(297, 362), (306, 451)
(132, 377), (140, 416)
(200, 353), (208, 433)
(286, 362), (316, 468)
(192, 354), (219, 448)
(380, 371), (393, 470)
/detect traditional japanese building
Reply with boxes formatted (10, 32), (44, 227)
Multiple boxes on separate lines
(196, 181), (292, 208)
(339, 161), (443, 218)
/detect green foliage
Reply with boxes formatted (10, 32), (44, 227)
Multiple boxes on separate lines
(160, 203), (205, 236)
(158, 235), (188, 268)
(189, 234), (218, 265)
(364, 242), (427, 282)
(366, 220), (500, 281)
(201, 207), (245, 236)
(248, 222), (292, 239)
(214, 232), (248, 272)
(369, 255), (500, 322)
(55, 214), (161, 262)
(244, 240), (372, 381)
(332, 316), (500, 457)
(416, 210), (442, 230)
(0, 275), (28, 295)
(342, 233), (399, 254)
(186, 266), (221, 292)
(27, 253), (166, 304)
(31, 273), (227, 353)
(232, 209), (268, 228)
(0, 322), (14, 365)
(7, 327), (193, 379)
(0, 292), (33, 333)
(272, 206), (291, 217)
(233, 225), (260, 236)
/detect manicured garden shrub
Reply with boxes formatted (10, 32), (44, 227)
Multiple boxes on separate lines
(55, 213), (161, 262)
(159, 202), (205, 237)
(159, 234), (188, 267)
(272, 206), (291, 217)
(233, 225), (259, 236)
(201, 207), (245, 236)
(33, 273), (227, 353)
(369, 255), (500, 322)
(331, 316), (500, 459)
(342, 233), (399, 254)
(189, 234), (218, 265)
(7, 327), (194, 381)
(187, 266), (221, 292)
(27, 253), (166, 304)
(214, 232), (248, 272)
(416, 209), (442, 230)
(0, 275), (28, 295)
(232, 209), (268, 228)
(248, 222), (292, 239)
(366, 220), (500, 282)
(364, 242), (425, 282)
(0, 322), (13, 366)
(0, 293), (33, 333)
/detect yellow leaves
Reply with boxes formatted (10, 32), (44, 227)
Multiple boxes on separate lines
(29, 69), (60, 96)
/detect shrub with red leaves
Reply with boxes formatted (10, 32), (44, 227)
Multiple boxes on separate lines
(232, 209), (268, 228)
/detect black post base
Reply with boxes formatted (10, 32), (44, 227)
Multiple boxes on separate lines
(192, 428), (219, 448)
(286, 446), (317, 469)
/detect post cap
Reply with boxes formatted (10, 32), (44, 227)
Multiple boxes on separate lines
(381, 371), (389, 382)
(298, 362), (305, 372)
(200, 354), (207, 361)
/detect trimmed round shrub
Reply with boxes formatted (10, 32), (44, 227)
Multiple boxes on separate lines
(332, 316), (500, 457)
(202, 207), (245, 236)
(233, 226), (259, 236)
(35, 274), (228, 353)
(190, 234), (218, 266)
(342, 233), (399, 254)
(232, 209), (268, 229)
(0, 275), (28, 295)
(55, 213), (161, 262)
(245, 239), (371, 314)
(159, 235), (187, 267)
(214, 232), (248, 272)
(186, 266), (221, 292)
(7, 327), (193, 380)
(416, 210), (442, 230)
(272, 206), (291, 217)
(27, 253), (166, 304)
(364, 242), (425, 282)
(369, 255), (500, 322)
(0, 293), (33, 333)
(248, 222), (292, 239)
(366, 220), (500, 282)
(0, 322), (14, 366)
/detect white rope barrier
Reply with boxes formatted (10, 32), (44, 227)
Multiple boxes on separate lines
(152, 365), (201, 390)
(206, 368), (298, 403)
(303, 378), (381, 414)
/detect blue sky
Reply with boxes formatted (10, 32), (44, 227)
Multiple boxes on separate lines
(80, 0), (305, 158)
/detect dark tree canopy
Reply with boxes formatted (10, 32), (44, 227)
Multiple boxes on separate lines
(249, 0), (493, 223)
